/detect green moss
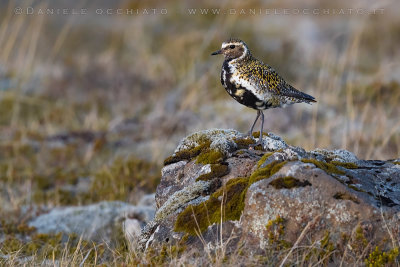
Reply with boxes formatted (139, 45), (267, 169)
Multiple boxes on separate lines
(174, 177), (248, 235)
(365, 246), (399, 267)
(196, 150), (224, 165)
(196, 163), (229, 181)
(249, 161), (287, 184)
(302, 159), (359, 176)
(252, 132), (269, 138)
(164, 141), (211, 166)
(257, 152), (274, 168)
(331, 161), (358, 169)
(333, 192), (360, 204)
(348, 184), (366, 193)
(233, 137), (255, 149)
(270, 176), (311, 189)
(301, 158), (345, 175)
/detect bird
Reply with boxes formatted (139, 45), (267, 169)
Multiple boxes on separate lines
(211, 38), (316, 146)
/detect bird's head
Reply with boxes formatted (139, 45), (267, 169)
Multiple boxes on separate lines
(211, 38), (250, 61)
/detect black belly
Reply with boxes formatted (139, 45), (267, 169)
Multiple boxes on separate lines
(221, 60), (269, 110)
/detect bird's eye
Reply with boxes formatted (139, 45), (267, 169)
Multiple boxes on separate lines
(229, 45), (235, 49)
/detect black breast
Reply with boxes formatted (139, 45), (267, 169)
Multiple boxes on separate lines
(220, 60), (270, 110)
(221, 60), (231, 88)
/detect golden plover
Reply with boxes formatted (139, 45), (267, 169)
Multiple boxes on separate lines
(211, 38), (316, 146)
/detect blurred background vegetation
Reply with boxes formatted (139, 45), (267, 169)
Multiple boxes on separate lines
(0, 0), (399, 214)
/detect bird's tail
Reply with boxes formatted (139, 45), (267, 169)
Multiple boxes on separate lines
(301, 92), (317, 103)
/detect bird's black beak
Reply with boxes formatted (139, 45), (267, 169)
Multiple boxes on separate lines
(211, 50), (222, 56)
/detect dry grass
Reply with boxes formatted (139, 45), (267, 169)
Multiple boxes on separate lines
(1, 212), (398, 266)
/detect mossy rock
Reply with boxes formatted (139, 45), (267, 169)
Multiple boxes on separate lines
(257, 152), (274, 168)
(269, 176), (311, 189)
(196, 163), (229, 181)
(252, 132), (270, 138)
(174, 159), (288, 236)
(174, 177), (248, 235)
(164, 141), (211, 165)
(196, 150), (224, 165)
(233, 137), (255, 149)
(301, 158), (345, 175)
(249, 160), (288, 184)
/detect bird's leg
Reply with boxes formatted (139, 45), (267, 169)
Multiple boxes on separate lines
(250, 110), (265, 147)
(247, 110), (260, 137)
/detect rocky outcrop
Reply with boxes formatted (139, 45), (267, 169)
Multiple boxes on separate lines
(140, 129), (400, 254)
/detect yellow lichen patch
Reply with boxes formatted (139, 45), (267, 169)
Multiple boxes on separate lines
(269, 176), (311, 189)
(174, 177), (248, 235)
(196, 164), (229, 181)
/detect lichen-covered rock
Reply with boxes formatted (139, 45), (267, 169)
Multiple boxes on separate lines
(174, 129), (241, 156)
(140, 129), (400, 254)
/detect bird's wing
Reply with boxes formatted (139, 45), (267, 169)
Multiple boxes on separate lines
(248, 62), (316, 103)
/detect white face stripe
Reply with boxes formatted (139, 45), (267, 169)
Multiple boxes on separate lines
(221, 42), (242, 49)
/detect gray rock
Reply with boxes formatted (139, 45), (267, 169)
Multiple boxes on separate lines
(140, 128), (400, 252)
(29, 200), (155, 243)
